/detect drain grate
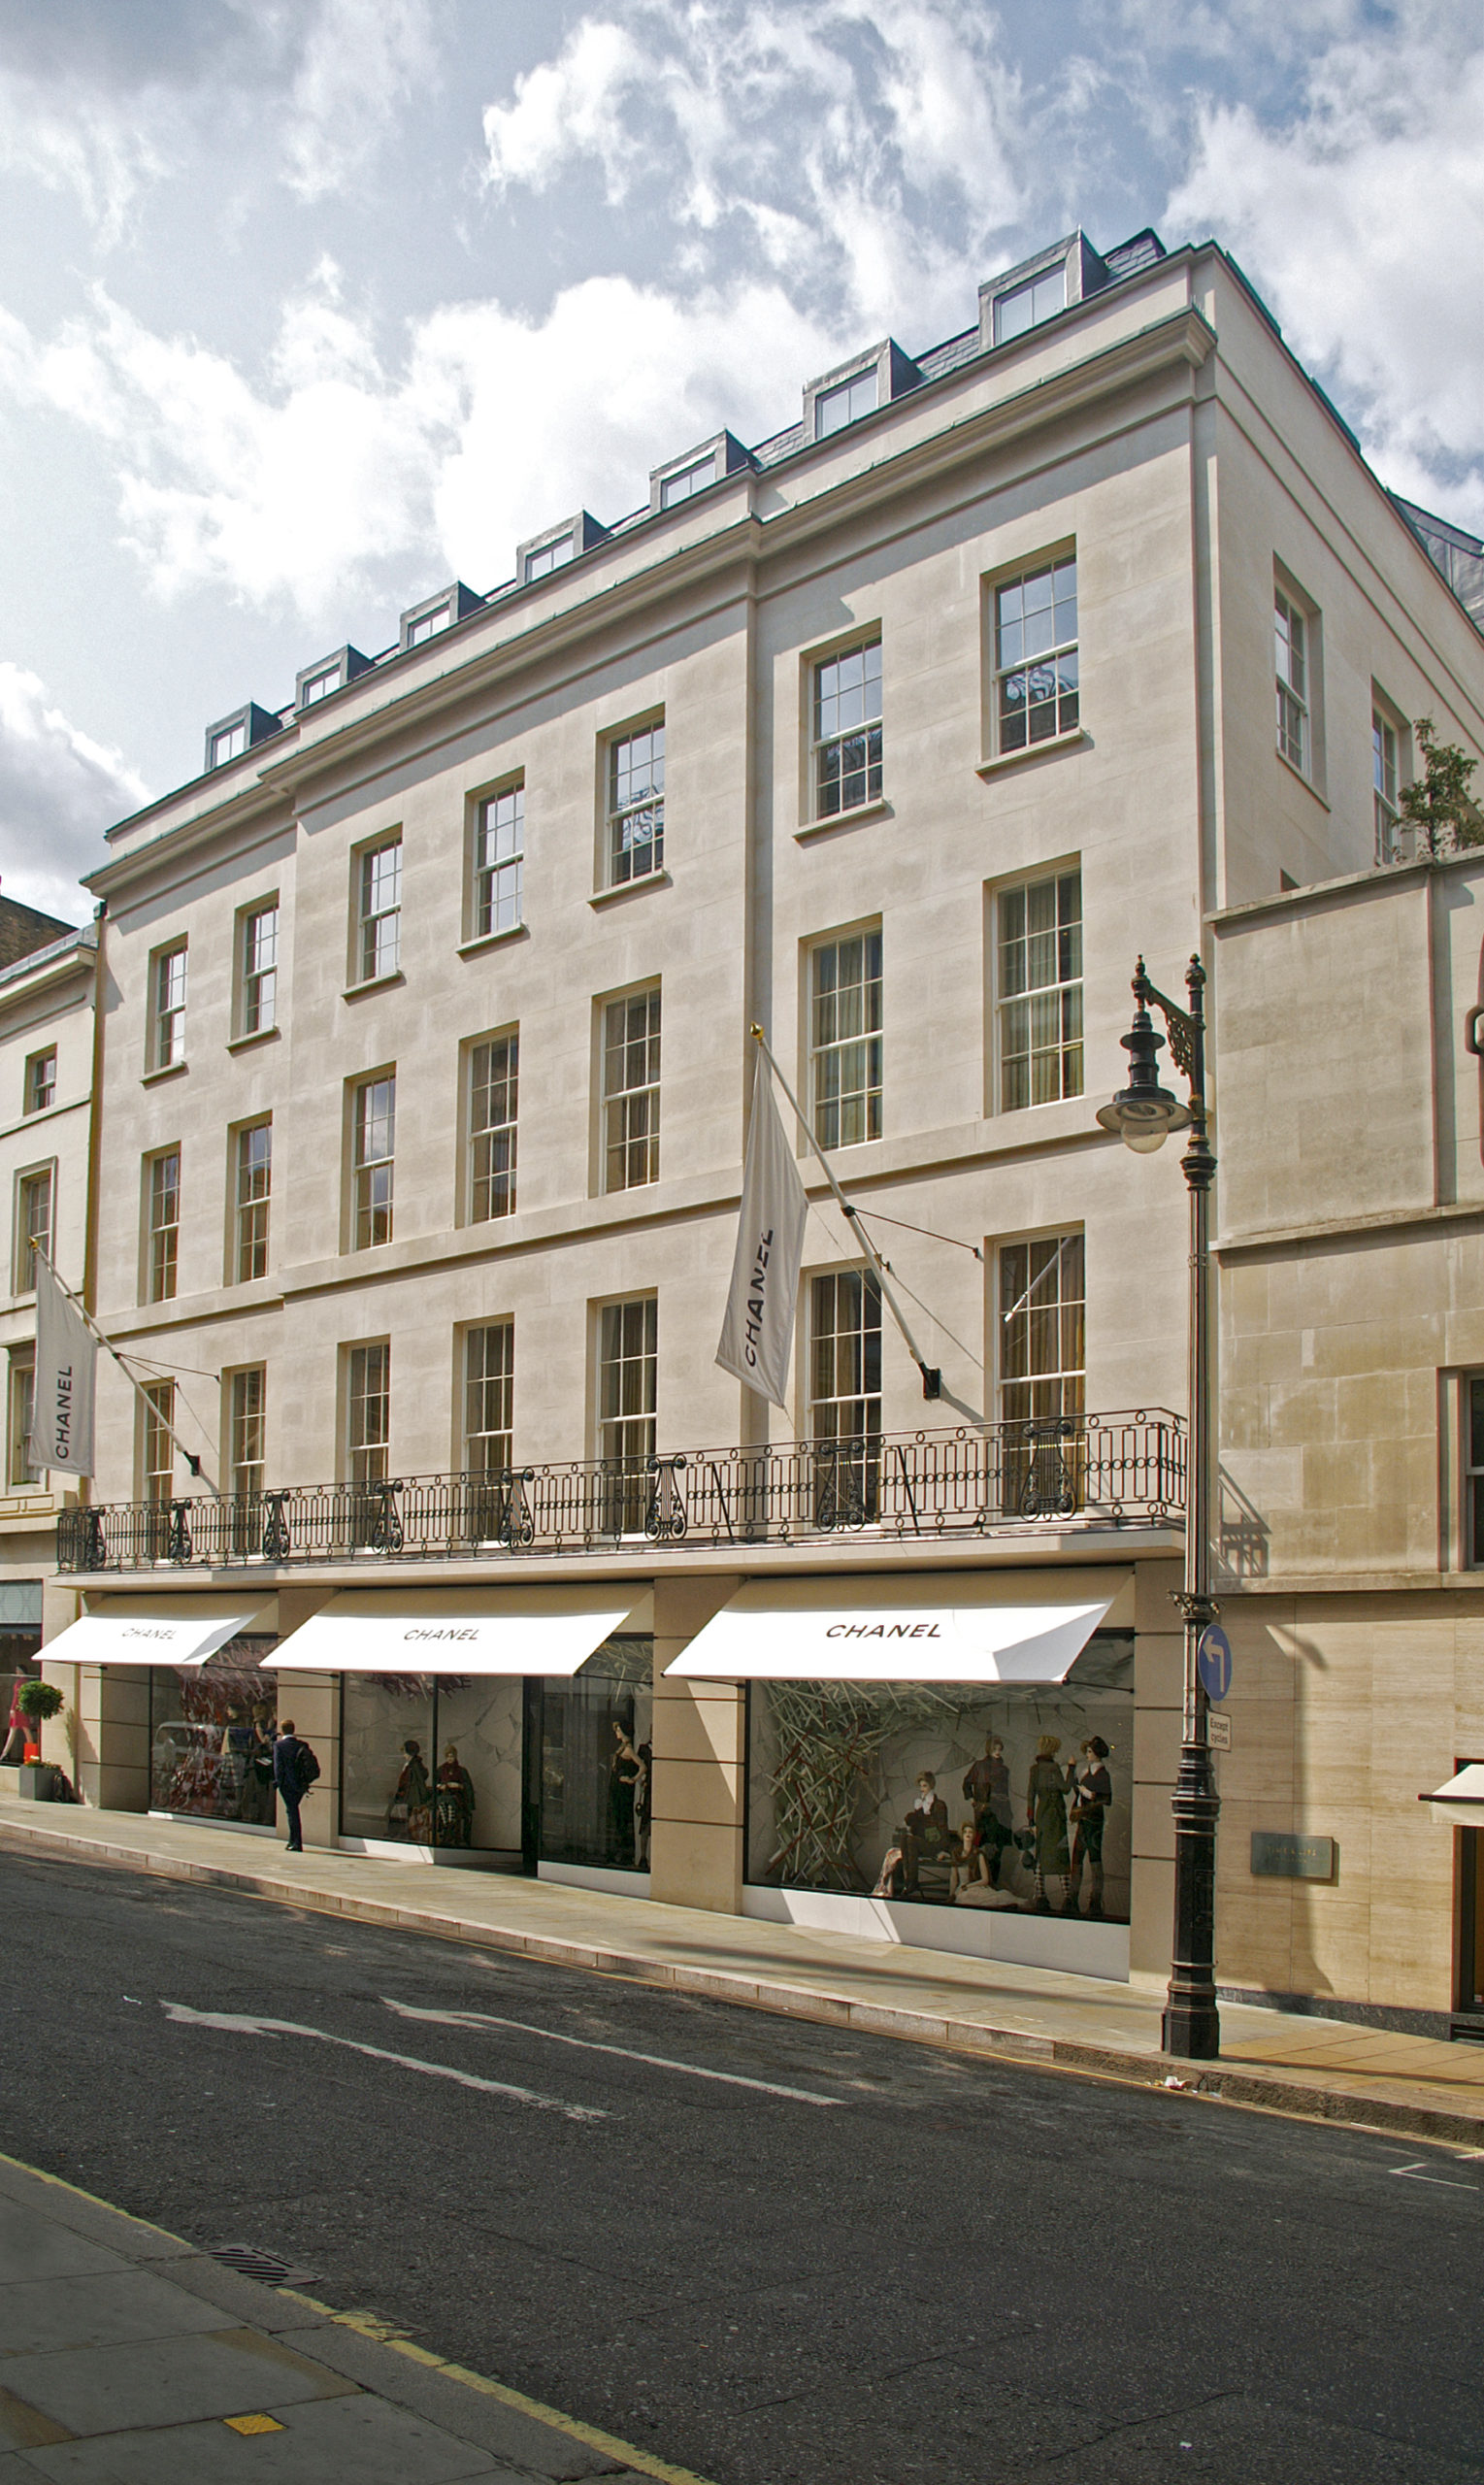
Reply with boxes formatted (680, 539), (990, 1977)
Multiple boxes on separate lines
(206, 2244), (319, 2288)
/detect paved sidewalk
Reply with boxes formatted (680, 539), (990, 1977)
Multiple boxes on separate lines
(5, 1786), (1484, 2147)
(0, 2150), (705, 2484)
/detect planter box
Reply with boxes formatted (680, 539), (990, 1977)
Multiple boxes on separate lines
(16, 1764), (57, 1802)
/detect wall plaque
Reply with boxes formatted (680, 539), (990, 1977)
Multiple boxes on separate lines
(1250, 1831), (1336, 1881)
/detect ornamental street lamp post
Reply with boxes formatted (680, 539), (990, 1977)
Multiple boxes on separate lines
(1097, 955), (1221, 2060)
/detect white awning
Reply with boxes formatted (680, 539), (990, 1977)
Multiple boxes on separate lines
(665, 1574), (1113, 1684)
(45, 1600), (273, 1667)
(274, 1586), (653, 1675)
(1419, 1763), (1484, 1827)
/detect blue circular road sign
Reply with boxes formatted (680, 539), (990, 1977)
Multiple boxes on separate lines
(1197, 1624), (1233, 1703)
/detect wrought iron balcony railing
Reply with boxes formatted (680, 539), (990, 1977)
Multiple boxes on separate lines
(56, 1409), (1184, 1574)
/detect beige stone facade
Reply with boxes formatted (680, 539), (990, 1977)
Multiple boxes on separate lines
(1213, 852), (1484, 2030)
(0, 913), (96, 1769)
(25, 227), (1484, 2018)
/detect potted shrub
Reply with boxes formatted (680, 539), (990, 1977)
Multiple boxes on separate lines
(16, 1681), (64, 1800)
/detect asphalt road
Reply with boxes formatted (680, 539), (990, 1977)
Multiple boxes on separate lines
(1, 1837), (1480, 2485)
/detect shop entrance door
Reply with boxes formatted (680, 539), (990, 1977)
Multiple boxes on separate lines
(1458, 1825), (1484, 2030)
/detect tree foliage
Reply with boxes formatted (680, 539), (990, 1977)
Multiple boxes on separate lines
(1399, 718), (1483, 858)
(16, 1680), (64, 1722)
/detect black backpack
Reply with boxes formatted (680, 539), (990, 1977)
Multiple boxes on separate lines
(294, 1741), (321, 1793)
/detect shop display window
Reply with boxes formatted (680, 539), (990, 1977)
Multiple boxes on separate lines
(745, 1635), (1134, 1923)
(148, 1639), (279, 1823)
(532, 1636), (652, 1872)
(1, 1642), (42, 1763)
(339, 1672), (522, 1852)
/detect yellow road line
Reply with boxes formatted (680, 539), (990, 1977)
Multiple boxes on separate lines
(0, 2154), (715, 2485)
(277, 2289), (718, 2485)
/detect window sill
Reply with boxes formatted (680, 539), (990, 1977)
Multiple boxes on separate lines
(343, 971), (406, 1002)
(141, 1060), (188, 1087)
(226, 1027), (280, 1055)
(795, 798), (890, 844)
(975, 728), (1086, 779)
(589, 870), (672, 911)
(1275, 747), (1331, 811)
(457, 924), (529, 959)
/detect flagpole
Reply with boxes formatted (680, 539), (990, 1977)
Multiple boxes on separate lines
(31, 1242), (221, 1497)
(747, 1026), (941, 1400)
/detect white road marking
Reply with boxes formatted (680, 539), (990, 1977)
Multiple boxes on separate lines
(160, 2003), (608, 2121)
(1389, 2161), (1478, 2191)
(380, 1997), (846, 2108)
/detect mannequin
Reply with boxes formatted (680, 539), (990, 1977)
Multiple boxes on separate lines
(435, 1742), (477, 1847)
(1068, 1735), (1114, 1917)
(609, 1720), (643, 1865)
(387, 1738), (433, 1840)
(1025, 1734), (1072, 1913)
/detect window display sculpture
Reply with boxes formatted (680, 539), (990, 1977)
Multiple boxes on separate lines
(763, 1683), (893, 1889)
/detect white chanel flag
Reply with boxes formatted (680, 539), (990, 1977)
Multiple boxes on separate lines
(715, 1047), (808, 1409)
(30, 1255), (96, 1478)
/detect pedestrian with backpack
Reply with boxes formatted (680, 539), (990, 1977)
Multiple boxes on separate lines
(272, 1718), (319, 1853)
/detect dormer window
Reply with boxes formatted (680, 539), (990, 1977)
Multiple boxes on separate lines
(524, 534), (574, 582)
(815, 369), (877, 439)
(994, 266), (1066, 345)
(660, 455), (716, 509)
(398, 582), (480, 654)
(295, 646), (371, 712)
(978, 235), (1110, 355)
(649, 432), (749, 514)
(205, 701), (283, 774)
(517, 512), (607, 585)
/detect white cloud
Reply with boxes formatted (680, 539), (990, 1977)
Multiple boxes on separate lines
(279, 0), (439, 204)
(421, 273), (833, 569)
(1114, 0), (1365, 65)
(0, 666), (147, 920)
(1167, 22), (1484, 523)
(0, 261), (836, 621)
(0, 70), (172, 241)
(481, 2), (1024, 338)
(0, 0), (439, 236)
(482, 19), (646, 203)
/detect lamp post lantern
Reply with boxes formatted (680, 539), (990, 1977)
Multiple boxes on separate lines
(1098, 954), (1221, 2060)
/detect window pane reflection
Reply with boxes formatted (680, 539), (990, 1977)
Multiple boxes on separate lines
(148, 1642), (279, 1824)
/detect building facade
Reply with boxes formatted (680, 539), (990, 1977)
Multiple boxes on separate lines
(0, 906), (96, 1756)
(32, 226), (1484, 2014)
(1213, 844), (1484, 2035)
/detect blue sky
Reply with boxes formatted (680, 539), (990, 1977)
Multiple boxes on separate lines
(0, 0), (1478, 917)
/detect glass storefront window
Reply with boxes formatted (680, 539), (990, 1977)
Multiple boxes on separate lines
(339, 1672), (523, 1853)
(534, 1636), (652, 1872)
(1, 1640), (42, 1763)
(148, 1639), (279, 1824)
(745, 1636), (1134, 1924)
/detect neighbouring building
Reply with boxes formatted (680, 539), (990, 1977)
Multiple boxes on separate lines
(30, 224), (1484, 2021)
(0, 901), (97, 1750)
(1213, 841), (1484, 2037)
